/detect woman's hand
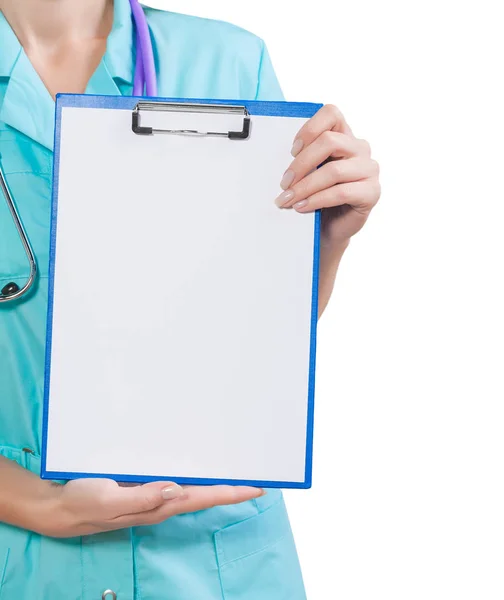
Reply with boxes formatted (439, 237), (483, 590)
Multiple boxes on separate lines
(0, 457), (263, 538)
(41, 478), (264, 538)
(274, 104), (381, 316)
(275, 103), (380, 242)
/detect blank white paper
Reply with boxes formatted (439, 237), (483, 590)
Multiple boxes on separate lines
(44, 103), (317, 485)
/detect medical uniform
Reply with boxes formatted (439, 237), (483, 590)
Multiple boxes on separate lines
(0, 1), (308, 599)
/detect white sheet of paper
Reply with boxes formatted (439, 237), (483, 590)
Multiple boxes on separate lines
(44, 102), (318, 485)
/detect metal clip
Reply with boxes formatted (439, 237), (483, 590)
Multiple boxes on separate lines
(131, 101), (251, 140)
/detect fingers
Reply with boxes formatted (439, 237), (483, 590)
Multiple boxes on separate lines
(292, 105), (354, 155)
(280, 132), (364, 196)
(292, 178), (381, 214)
(61, 479), (264, 537)
(106, 480), (185, 516)
(276, 157), (379, 209)
(169, 485), (264, 513)
(110, 485), (264, 528)
(277, 104), (377, 221)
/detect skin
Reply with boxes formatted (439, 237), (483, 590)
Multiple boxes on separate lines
(0, 0), (381, 538)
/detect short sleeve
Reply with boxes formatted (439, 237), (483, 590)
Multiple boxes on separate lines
(254, 41), (285, 101)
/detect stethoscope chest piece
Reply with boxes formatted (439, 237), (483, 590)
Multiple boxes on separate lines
(1, 282), (21, 297)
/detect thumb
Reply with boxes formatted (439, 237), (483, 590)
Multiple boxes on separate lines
(111, 481), (185, 515)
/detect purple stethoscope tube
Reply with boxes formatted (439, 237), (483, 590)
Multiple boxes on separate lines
(129, 0), (158, 97)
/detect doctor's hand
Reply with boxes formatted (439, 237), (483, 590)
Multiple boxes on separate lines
(274, 104), (381, 316)
(275, 103), (381, 242)
(41, 478), (264, 538)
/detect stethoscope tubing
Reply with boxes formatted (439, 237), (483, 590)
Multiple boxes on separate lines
(0, 164), (37, 302)
(129, 0), (157, 97)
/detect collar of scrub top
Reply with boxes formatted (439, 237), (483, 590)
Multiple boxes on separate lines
(0, 0), (153, 152)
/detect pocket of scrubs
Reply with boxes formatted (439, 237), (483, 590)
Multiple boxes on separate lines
(214, 497), (307, 600)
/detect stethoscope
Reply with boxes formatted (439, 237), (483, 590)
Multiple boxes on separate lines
(0, 0), (156, 303)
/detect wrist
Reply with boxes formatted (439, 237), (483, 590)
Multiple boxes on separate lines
(29, 481), (72, 537)
(0, 458), (77, 537)
(320, 233), (350, 259)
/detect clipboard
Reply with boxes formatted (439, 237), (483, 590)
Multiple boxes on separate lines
(41, 94), (322, 489)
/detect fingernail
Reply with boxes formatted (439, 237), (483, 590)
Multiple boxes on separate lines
(294, 199), (308, 210)
(259, 489), (268, 497)
(275, 189), (294, 207)
(280, 169), (295, 190)
(162, 483), (184, 500)
(291, 139), (304, 157)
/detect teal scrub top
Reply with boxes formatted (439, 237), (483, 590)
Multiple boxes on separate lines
(0, 2), (307, 599)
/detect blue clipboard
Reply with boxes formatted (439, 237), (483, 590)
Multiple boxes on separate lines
(41, 94), (322, 489)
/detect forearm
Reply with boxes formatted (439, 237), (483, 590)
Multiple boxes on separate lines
(318, 237), (349, 318)
(0, 456), (60, 535)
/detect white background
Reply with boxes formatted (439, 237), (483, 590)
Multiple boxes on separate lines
(143, 2), (504, 598)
